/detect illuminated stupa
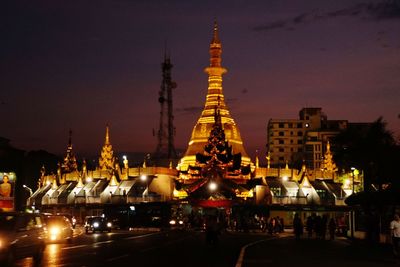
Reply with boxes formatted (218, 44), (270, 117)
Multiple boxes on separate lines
(177, 22), (252, 174)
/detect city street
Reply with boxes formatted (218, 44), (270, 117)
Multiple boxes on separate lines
(14, 228), (399, 267)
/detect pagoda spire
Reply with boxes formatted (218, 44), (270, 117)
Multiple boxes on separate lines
(61, 129), (78, 172)
(105, 124), (110, 145)
(98, 125), (115, 171)
(322, 140), (337, 172)
(177, 21), (252, 173)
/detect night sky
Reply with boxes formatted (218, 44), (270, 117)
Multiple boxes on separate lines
(1, 0), (400, 160)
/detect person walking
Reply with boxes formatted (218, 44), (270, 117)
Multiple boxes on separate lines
(390, 214), (400, 257)
(328, 218), (336, 240)
(306, 216), (314, 238)
(293, 213), (303, 240)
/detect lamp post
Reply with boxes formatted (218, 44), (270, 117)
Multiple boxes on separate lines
(351, 167), (356, 194)
(123, 155), (129, 179)
(350, 167), (356, 239)
(23, 185), (33, 196)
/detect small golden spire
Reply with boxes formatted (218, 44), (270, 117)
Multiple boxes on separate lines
(76, 174), (84, 188)
(52, 175), (58, 190)
(255, 156), (259, 168)
(105, 124), (110, 145)
(109, 173), (119, 186)
(211, 20), (220, 44)
(266, 152), (271, 169)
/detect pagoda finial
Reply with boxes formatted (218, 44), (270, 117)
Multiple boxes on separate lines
(105, 124), (110, 145)
(212, 19), (220, 44)
(68, 129), (72, 148)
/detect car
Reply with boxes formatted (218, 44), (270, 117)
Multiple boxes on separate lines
(0, 212), (46, 266)
(44, 214), (74, 243)
(84, 216), (112, 233)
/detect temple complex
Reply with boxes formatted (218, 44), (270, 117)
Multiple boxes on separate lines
(27, 22), (361, 227)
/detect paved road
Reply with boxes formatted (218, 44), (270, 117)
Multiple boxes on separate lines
(14, 228), (398, 267)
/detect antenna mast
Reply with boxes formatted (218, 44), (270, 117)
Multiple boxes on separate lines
(155, 50), (177, 162)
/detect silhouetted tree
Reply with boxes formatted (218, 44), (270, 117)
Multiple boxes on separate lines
(333, 117), (400, 192)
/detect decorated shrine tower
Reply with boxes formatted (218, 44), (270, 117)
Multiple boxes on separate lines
(177, 22), (252, 172)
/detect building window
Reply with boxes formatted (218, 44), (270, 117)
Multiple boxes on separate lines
(279, 156), (284, 161)
(297, 131), (303, 136)
(271, 187), (281, 196)
(279, 132), (284, 136)
(298, 140), (303, 144)
(289, 123), (293, 128)
(290, 139), (293, 144)
(297, 123), (302, 128)
(279, 140), (284, 144)
(279, 148), (284, 152)
(279, 123), (284, 128)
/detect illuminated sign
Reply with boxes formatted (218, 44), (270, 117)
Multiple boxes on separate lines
(0, 172), (16, 211)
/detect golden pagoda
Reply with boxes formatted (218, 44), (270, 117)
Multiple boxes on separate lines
(98, 125), (115, 171)
(177, 21), (252, 172)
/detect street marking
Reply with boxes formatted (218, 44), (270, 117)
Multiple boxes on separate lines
(62, 244), (88, 250)
(124, 232), (163, 240)
(94, 240), (113, 245)
(235, 237), (279, 267)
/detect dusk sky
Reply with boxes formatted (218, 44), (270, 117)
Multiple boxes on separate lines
(1, 0), (400, 160)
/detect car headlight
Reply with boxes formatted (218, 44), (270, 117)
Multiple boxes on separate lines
(50, 227), (61, 235)
(169, 220), (176, 225)
(178, 220), (184, 225)
(93, 222), (99, 228)
(107, 222), (112, 227)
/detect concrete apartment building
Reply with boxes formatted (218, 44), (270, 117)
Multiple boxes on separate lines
(267, 108), (348, 170)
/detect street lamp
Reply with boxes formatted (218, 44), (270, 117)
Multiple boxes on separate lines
(350, 167), (356, 239)
(209, 181), (217, 191)
(351, 167), (356, 194)
(23, 185), (33, 196)
(140, 175), (148, 201)
(123, 155), (129, 178)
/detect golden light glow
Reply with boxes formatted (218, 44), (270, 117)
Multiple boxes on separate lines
(173, 188), (188, 198)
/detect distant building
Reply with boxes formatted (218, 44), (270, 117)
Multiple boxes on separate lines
(267, 108), (348, 169)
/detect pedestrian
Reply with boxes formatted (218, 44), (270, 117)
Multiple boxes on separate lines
(205, 215), (219, 245)
(306, 216), (314, 238)
(321, 214), (328, 240)
(390, 214), (400, 257)
(328, 218), (336, 240)
(293, 213), (303, 240)
(268, 217), (275, 235)
(274, 216), (282, 234)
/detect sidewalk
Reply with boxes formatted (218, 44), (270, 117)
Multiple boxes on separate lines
(242, 233), (399, 266)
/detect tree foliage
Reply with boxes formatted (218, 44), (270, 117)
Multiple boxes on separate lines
(332, 117), (400, 191)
